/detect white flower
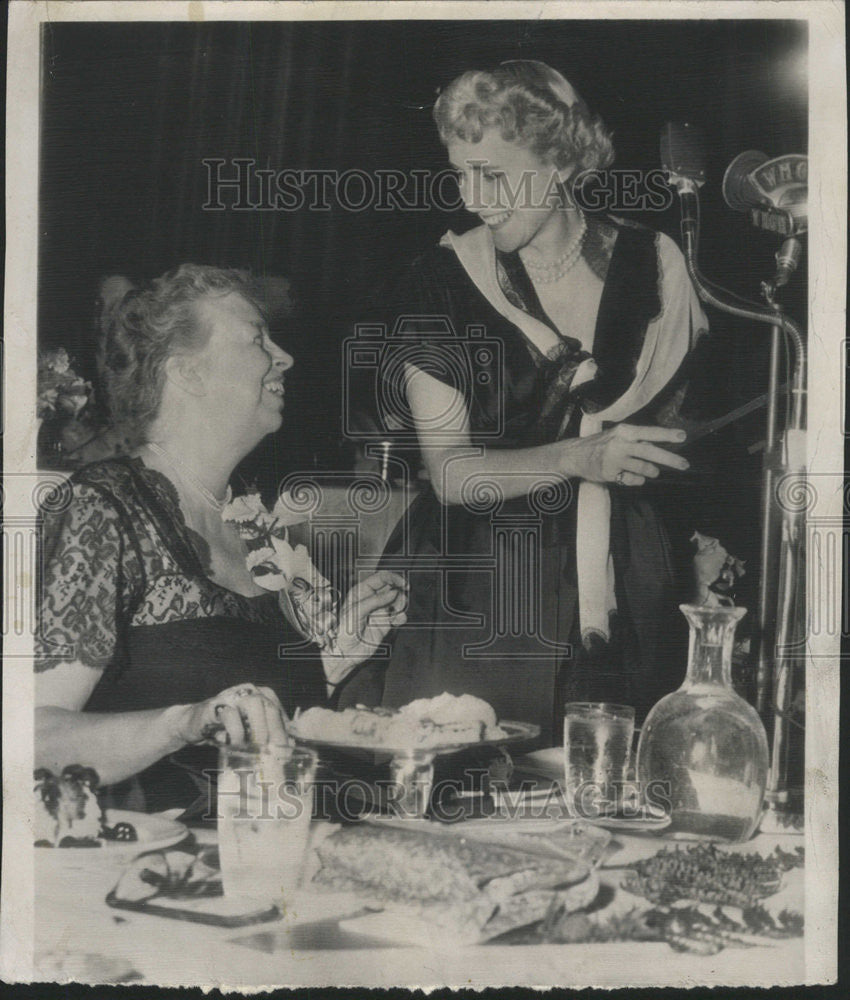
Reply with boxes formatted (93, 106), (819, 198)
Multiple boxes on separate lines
(245, 546), (288, 591)
(222, 492), (270, 525)
(265, 535), (330, 590)
(40, 348), (71, 375)
(230, 496), (335, 642)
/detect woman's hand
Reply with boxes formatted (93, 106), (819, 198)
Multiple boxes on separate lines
(560, 424), (689, 487)
(175, 683), (290, 747)
(324, 570), (409, 684)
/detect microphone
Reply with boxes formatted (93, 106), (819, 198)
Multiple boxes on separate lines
(660, 122), (707, 192)
(660, 123), (706, 247)
(722, 150), (770, 210)
(723, 151), (807, 235)
(772, 237), (803, 289)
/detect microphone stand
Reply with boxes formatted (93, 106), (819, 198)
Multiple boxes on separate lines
(673, 183), (807, 817)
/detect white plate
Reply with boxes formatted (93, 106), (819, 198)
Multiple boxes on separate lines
(292, 719), (540, 758)
(105, 809), (189, 852)
(36, 809), (188, 854)
(513, 749), (671, 833)
(513, 747), (565, 784)
(582, 806), (672, 833)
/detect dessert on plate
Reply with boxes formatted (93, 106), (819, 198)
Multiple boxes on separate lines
(291, 692), (509, 750)
(34, 765), (137, 846)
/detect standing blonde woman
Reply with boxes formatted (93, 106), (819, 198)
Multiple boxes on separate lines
(343, 60), (705, 741)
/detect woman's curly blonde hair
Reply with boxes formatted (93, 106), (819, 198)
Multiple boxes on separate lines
(434, 60), (614, 177)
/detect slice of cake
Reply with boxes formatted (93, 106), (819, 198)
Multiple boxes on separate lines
(34, 766), (104, 846)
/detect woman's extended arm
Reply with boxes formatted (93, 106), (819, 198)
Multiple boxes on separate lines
(36, 663), (288, 786)
(404, 363), (689, 504)
(320, 570), (408, 690)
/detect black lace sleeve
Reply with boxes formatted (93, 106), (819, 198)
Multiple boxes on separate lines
(35, 481), (143, 672)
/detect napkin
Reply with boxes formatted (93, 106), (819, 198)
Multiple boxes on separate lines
(110, 844), (221, 904)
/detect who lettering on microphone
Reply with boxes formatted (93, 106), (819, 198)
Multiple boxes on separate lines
(723, 151), (808, 236)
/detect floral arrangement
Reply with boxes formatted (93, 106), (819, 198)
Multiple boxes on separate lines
(222, 491), (341, 651)
(37, 349), (92, 421)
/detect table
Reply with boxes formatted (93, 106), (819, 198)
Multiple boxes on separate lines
(33, 822), (805, 989)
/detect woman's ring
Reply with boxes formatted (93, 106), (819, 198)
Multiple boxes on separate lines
(233, 686), (254, 698)
(615, 470), (627, 486)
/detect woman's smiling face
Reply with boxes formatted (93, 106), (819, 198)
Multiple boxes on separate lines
(447, 128), (569, 253)
(191, 291), (294, 442)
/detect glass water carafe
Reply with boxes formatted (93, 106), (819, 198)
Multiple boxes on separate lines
(637, 605), (769, 842)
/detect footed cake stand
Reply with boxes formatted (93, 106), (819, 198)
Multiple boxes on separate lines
(293, 721), (540, 818)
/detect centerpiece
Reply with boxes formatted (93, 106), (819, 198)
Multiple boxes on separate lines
(36, 348), (93, 466)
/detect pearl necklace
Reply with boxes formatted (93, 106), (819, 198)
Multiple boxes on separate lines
(522, 213), (587, 285)
(145, 442), (232, 513)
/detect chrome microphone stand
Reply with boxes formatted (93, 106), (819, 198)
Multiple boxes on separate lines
(672, 185), (807, 816)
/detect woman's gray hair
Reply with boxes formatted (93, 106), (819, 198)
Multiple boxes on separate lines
(103, 263), (264, 437)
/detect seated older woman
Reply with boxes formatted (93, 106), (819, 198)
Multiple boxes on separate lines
(35, 264), (407, 813)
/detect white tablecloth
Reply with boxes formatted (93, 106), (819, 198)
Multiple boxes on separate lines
(33, 824), (805, 989)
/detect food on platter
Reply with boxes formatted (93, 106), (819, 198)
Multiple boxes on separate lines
(312, 824), (598, 944)
(510, 842), (804, 953)
(522, 899), (803, 954)
(291, 692), (509, 750)
(621, 843), (795, 907)
(34, 766), (137, 847)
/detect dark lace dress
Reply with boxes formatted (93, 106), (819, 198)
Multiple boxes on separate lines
(35, 457), (326, 814)
(340, 218), (706, 742)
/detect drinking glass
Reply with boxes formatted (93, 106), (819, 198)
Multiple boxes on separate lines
(217, 743), (317, 906)
(562, 703), (635, 817)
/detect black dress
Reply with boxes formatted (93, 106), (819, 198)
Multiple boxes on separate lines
(340, 218), (706, 742)
(35, 457), (327, 813)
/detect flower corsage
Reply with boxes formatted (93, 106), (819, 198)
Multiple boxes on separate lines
(222, 491), (341, 653)
(37, 349), (91, 420)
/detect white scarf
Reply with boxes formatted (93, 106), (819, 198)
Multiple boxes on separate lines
(441, 224), (704, 642)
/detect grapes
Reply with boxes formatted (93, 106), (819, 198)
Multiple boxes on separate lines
(623, 843), (783, 907)
(100, 822), (138, 842)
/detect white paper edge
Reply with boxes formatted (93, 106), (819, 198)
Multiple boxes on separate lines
(2, 0), (844, 990)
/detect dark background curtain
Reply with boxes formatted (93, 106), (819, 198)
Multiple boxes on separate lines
(39, 18), (807, 501)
